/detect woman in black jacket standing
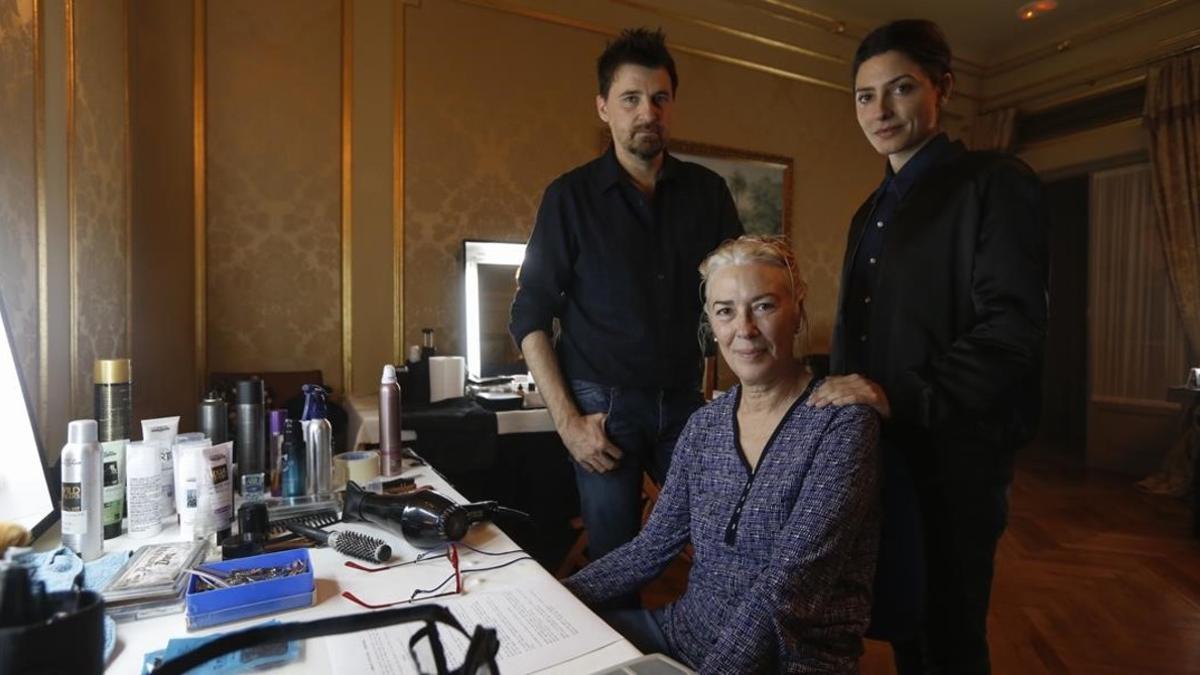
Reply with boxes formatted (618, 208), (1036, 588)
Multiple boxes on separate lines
(808, 19), (1049, 675)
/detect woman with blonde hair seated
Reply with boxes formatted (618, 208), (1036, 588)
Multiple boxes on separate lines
(564, 235), (881, 673)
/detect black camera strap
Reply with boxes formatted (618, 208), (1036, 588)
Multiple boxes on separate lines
(152, 604), (493, 675)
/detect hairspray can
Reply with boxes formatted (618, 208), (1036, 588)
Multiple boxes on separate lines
(234, 379), (266, 499)
(300, 385), (332, 496)
(61, 420), (103, 561)
(198, 392), (229, 445)
(268, 409), (286, 497)
(280, 418), (306, 498)
(379, 364), (402, 476)
(93, 359), (131, 443)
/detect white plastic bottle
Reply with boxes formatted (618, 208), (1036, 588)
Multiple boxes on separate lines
(61, 419), (104, 560)
(125, 440), (163, 538)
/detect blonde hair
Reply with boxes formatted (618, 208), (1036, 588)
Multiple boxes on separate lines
(699, 235), (807, 308)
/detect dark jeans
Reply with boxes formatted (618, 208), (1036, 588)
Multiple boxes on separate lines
(599, 608), (673, 658)
(893, 476), (1010, 675)
(568, 381), (702, 564)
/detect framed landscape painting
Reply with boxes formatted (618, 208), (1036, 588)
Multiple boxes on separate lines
(670, 139), (793, 238)
(596, 131), (793, 237)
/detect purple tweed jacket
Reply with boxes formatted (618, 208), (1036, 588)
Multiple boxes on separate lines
(564, 382), (881, 674)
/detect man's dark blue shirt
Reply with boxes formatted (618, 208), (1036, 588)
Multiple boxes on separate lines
(510, 145), (743, 389)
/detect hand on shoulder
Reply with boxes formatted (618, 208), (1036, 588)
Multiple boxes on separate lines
(807, 374), (891, 418)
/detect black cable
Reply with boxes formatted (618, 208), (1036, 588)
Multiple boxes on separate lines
(463, 556), (535, 573)
(411, 572), (457, 600)
(457, 542), (525, 557)
(409, 556), (535, 600)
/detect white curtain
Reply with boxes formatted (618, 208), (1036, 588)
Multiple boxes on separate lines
(1089, 164), (1190, 402)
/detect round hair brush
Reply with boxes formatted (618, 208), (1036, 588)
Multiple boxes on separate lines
(286, 522), (392, 563)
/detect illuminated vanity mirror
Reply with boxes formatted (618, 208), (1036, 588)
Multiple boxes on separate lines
(0, 290), (56, 538)
(463, 240), (528, 380)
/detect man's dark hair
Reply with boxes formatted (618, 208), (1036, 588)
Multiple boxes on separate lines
(597, 27), (678, 97)
(852, 19), (953, 88)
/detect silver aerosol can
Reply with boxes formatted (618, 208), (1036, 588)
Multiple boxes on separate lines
(300, 384), (333, 496)
(61, 419), (103, 560)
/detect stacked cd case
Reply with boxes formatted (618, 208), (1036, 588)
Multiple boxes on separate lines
(101, 541), (207, 623)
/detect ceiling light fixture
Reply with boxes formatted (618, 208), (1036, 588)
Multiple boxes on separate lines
(1017, 0), (1058, 21)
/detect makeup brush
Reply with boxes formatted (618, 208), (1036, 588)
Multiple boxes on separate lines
(285, 523), (392, 563)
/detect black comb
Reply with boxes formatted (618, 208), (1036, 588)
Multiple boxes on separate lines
(267, 509), (340, 538)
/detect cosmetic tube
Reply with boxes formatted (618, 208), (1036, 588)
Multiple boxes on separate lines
(195, 441), (234, 541)
(173, 436), (212, 535)
(141, 416), (180, 518)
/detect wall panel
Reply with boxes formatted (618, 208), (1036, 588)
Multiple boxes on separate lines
(129, 0), (196, 425)
(70, 0), (129, 419)
(0, 0), (39, 399)
(206, 0), (343, 390)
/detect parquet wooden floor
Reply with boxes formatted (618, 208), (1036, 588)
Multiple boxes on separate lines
(641, 452), (1200, 674)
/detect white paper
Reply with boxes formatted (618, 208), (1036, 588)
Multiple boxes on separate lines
(325, 579), (622, 674)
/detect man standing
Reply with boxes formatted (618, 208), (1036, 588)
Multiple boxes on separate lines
(510, 28), (742, 570)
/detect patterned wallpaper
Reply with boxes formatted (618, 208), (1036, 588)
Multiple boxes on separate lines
(404, 1), (881, 361)
(406, 2), (631, 357)
(0, 0), (38, 400)
(71, 0), (129, 420)
(206, 0), (343, 391)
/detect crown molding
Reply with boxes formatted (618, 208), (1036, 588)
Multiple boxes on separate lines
(611, 0), (846, 65)
(452, 0), (982, 102)
(983, 30), (1200, 111)
(984, 0), (1188, 76)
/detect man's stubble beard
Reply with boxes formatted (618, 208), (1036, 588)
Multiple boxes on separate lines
(626, 130), (666, 161)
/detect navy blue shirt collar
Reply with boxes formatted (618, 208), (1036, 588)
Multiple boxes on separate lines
(881, 132), (953, 200)
(594, 143), (680, 192)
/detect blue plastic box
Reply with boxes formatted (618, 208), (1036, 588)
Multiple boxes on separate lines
(184, 549), (314, 630)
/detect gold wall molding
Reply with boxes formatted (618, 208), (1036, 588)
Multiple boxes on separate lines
(985, 0), (1186, 76)
(123, 0), (131, 358)
(454, 0), (850, 92)
(341, 0), (354, 396)
(735, 0), (848, 36)
(611, 0), (846, 66)
(983, 31), (1200, 112)
(65, 0), (76, 416)
(1018, 117), (1143, 153)
(451, 0), (984, 102)
(726, 0), (985, 75)
(1021, 74), (1146, 115)
(393, 1), (405, 362)
(193, 0), (206, 395)
(35, 0), (48, 438)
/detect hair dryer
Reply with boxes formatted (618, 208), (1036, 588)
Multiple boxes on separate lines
(341, 481), (530, 549)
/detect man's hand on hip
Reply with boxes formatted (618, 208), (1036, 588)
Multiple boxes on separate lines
(560, 412), (624, 473)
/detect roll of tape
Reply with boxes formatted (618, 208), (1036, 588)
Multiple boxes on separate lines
(334, 450), (381, 490)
